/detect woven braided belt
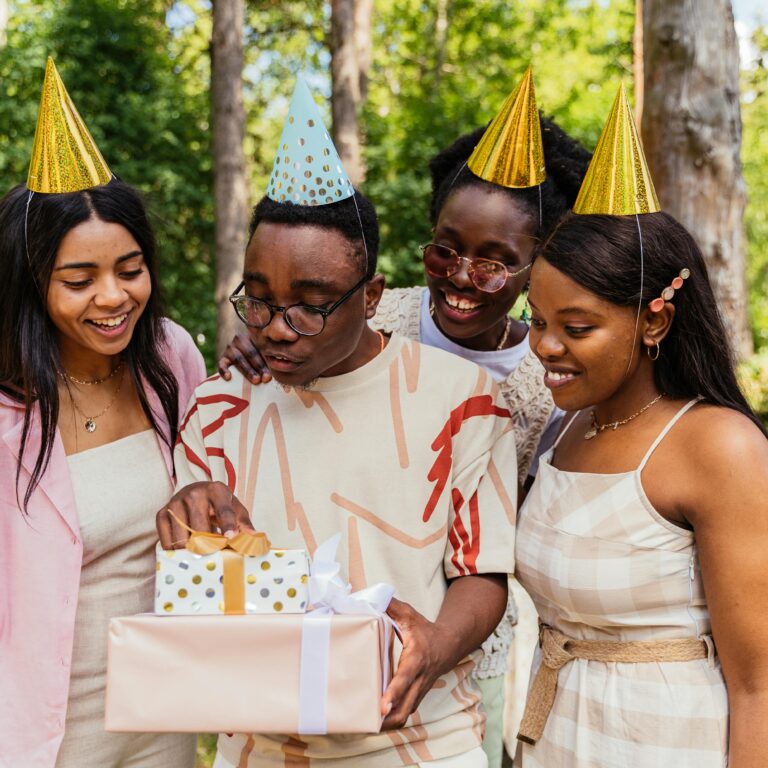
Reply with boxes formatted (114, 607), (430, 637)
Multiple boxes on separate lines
(517, 624), (713, 745)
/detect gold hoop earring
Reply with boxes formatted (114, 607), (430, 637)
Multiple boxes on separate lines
(647, 341), (660, 361)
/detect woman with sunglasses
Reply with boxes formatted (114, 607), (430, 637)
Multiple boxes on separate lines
(373, 116), (590, 768)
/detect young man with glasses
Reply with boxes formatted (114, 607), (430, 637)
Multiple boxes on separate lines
(157, 189), (517, 768)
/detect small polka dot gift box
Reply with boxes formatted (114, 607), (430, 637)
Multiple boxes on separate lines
(154, 542), (310, 616)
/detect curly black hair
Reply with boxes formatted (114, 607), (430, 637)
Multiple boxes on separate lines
(249, 190), (379, 279)
(429, 115), (592, 237)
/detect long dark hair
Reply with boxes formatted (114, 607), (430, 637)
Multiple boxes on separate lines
(0, 180), (181, 512)
(538, 211), (767, 437)
(429, 115), (593, 237)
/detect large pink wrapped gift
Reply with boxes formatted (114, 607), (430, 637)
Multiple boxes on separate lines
(106, 536), (396, 735)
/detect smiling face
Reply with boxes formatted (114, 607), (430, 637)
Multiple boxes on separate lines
(46, 216), (151, 369)
(527, 258), (648, 412)
(242, 221), (383, 387)
(425, 184), (537, 350)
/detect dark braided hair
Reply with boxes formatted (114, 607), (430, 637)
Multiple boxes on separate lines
(429, 115), (592, 237)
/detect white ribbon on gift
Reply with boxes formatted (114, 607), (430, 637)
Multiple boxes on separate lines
(298, 534), (396, 735)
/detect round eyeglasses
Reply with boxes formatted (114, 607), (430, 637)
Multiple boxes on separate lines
(228, 275), (368, 337)
(420, 243), (532, 293)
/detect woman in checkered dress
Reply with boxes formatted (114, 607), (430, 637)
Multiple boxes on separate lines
(516, 211), (768, 767)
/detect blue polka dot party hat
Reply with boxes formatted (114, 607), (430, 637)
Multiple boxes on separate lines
(267, 77), (354, 206)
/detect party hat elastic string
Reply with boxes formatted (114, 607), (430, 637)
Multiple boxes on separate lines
(23, 190), (39, 292)
(350, 192), (369, 273)
(538, 185), (543, 233)
(622, 213), (646, 381)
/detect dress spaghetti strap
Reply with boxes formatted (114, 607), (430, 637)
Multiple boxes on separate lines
(553, 411), (581, 449)
(637, 398), (701, 471)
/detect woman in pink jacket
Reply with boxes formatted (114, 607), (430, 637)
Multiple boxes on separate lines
(0, 179), (205, 767)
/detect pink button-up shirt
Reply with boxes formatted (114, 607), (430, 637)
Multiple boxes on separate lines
(0, 320), (206, 768)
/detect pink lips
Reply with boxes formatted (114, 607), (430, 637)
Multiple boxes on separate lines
(437, 291), (485, 323)
(264, 355), (302, 373)
(543, 369), (580, 390)
(86, 313), (130, 338)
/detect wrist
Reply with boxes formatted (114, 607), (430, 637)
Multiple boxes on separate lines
(431, 619), (466, 675)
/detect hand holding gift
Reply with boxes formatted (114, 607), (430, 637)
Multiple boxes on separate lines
(154, 516), (310, 616)
(381, 573), (509, 730)
(156, 480), (255, 548)
(380, 597), (456, 730)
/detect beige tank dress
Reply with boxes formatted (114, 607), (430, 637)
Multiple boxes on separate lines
(515, 400), (728, 767)
(55, 430), (196, 768)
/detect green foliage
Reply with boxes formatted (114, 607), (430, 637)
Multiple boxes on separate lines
(243, 0), (328, 194)
(739, 353), (768, 425)
(2, 1), (764, 360)
(237, 1), (634, 289)
(743, 25), (768, 351)
(196, 734), (217, 767)
(362, 0), (635, 287)
(0, 0), (216, 363)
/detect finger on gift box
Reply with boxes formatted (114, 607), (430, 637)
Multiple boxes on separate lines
(155, 503), (190, 549)
(186, 482), (223, 533)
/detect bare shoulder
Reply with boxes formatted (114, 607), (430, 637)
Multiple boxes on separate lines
(670, 403), (768, 520)
(677, 403), (768, 465)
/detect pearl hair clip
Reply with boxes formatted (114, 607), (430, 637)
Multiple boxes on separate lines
(649, 268), (691, 312)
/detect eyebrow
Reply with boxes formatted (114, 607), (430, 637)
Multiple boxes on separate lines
(435, 227), (524, 259)
(243, 272), (338, 292)
(290, 278), (338, 291)
(528, 297), (605, 318)
(54, 250), (143, 271)
(437, 224), (538, 244)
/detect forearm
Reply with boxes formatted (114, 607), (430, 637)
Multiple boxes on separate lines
(432, 573), (508, 674)
(728, 688), (768, 767)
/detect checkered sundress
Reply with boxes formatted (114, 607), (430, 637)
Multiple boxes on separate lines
(515, 400), (729, 767)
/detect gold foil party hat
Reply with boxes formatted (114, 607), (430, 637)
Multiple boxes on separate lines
(27, 57), (112, 194)
(573, 82), (660, 215)
(467, 66), (546, 189)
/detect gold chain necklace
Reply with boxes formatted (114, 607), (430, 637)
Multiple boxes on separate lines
(66, 365), (127, 433)
(584, 393), (664, 440)
(429, 301), (512, 351)
(60, 359), (124, 386)
(495, 316), (512, 350)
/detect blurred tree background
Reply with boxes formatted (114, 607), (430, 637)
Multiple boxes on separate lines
(0, 0), (765, 416)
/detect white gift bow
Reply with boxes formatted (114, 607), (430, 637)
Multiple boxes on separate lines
(298, 534), (397, 735)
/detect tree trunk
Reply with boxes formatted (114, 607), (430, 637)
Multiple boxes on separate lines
(0, 0), (8, 47)
(434, 0), (450, 85)
(212, 0), (249, 358)
(642, 0), (751, 359)
(330, 0), (371, 186)
(633, 0), (644, 127)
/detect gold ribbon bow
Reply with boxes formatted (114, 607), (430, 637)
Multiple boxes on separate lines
(167, 510), (271, 615)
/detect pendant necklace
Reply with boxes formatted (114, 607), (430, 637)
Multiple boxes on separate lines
(62, 364), (127, 433)
(584, 393), (664, 440)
